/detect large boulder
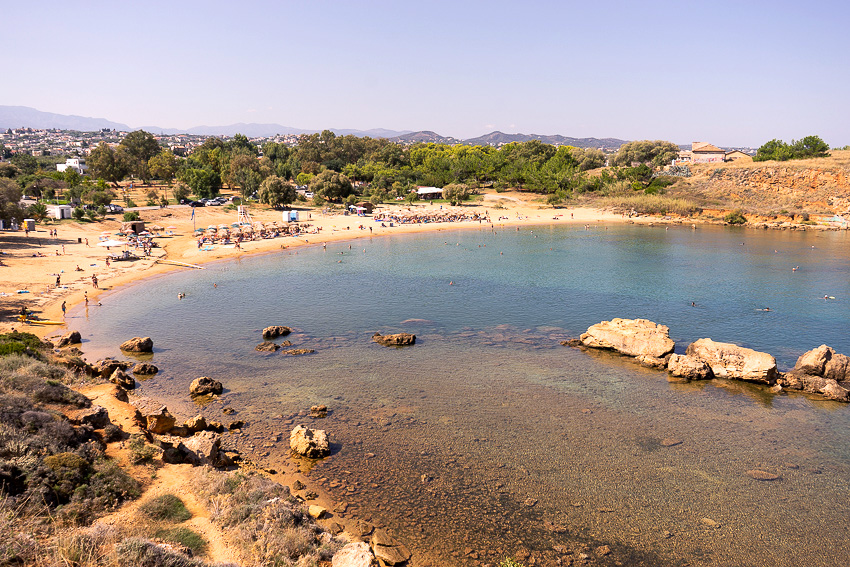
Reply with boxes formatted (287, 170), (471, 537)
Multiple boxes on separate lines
(579, 318), (674, 358)
(794, 344), (831, 375)
(290, 425), (330, 458)
(333, 542), (376, 567)
(120, 336), (153, 353)
(132, 398), (176, 434)
(370, 529), (411, 566)
(56, 330), (81, 348)
(825, 352), (850, 382)
(262, 326), (292, 340)
(180, 431), (233, 468)
(183, 415), (208, 433)
(189, 376), (223, 397)
(685, 338), (778, 384)
(372, 332), (416, 347)
(667, 354), (714, 381)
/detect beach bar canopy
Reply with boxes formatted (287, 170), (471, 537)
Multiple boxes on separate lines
(416, 186), (443, 199)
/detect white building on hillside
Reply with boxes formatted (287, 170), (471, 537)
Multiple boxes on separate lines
(56, 157), (88, 174)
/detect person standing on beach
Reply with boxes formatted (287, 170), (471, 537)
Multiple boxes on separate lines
(61, 301), (66, 317)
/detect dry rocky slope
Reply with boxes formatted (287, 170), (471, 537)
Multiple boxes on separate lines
(672, 150), (850, 214)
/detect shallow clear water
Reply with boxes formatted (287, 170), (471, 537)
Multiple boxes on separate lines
(72, 223), (850, 566)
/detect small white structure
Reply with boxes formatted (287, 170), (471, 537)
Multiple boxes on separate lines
(47, 205), (73, 219)
(416, 186), (443, 199)
(56, 158), (88, 174)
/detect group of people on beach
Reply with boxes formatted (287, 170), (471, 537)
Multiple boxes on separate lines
(374, 209), (490, 225)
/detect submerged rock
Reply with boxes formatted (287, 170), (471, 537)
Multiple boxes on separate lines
(372, 332), (416, 347)
(255, 341), (281, 352)
(132, 362), (159, 375)
(580, 318), (674, 358)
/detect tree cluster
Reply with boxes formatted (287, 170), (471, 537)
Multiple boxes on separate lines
(753, 136), (830, 162)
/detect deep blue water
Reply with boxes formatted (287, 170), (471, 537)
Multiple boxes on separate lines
(70, 223), (850, 567)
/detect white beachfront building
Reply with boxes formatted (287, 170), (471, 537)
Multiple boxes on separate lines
(56, 157), (88, 175)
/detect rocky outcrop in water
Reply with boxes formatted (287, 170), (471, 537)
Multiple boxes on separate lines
(263, 326), (292, 340)
(189, 376), (223, 397)
(132, 362), (158, 375)
(290, 425), (330, 458)
(580, 318), (675, 359)
(372, 332), (416, 347)
(120, 336), (153, 353)
(685, 338), (778, 384)
(778, 345), (850, 402)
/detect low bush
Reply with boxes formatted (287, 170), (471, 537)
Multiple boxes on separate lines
(724, 209), (747, 224)
(115, 537), (221, 567)
(154, 526), (207, 555)
(140, 493), (192, 522)
(128, 434), (159, 465)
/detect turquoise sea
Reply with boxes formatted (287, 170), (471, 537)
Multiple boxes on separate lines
(71, 223), (850, 566)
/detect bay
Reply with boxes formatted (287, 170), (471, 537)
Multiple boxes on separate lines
(71, 223), (850, 566)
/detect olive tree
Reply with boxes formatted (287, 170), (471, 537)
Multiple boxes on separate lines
(257, 175), (296, 208)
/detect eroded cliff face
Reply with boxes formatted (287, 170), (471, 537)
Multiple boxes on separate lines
(684, 155), (850, 213)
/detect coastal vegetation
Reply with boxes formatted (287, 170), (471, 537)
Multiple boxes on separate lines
(753, 135), (830, 162)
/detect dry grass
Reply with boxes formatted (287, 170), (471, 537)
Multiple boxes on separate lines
(594, 194), (703, 216)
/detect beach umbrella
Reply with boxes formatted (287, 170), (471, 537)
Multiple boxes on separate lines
(166, 226), (177, 229)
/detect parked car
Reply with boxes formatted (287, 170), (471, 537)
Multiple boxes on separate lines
(205, 200), (222, 206)
(179, 198), (192, 205)
(105, 204), (124, 213)
(188, 201), (205, 207)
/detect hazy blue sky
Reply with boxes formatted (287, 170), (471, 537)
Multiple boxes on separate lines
(3, 1), (848, 146)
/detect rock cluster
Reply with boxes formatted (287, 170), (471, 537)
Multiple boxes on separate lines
(92, 358), (131, 378)
(109, 369), (136, 390)
(778, 345), (850, 401)
(372, 332), (416, 347)
(132, 362), (159, 375)
(120, 336), (153, 353)
(574, 320), (850, 402)
(290, 425), (330, 458)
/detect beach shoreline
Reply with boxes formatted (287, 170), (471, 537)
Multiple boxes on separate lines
(2, 193), (641, 338)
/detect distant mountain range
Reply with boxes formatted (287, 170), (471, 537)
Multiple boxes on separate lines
(0, 105), (626, 148)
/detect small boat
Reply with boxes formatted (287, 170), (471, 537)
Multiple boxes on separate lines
(17, 315), (64, 325)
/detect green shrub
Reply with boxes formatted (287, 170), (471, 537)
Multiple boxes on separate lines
(0, 331), (45, 352)
(128, 434), (159, 464)
(123, 211), (140, 222)
(500, 559), (526, 567)
(114, 537), (210, 567)
(154, 527), (206, 555)
(724, 209), (747, 224)
(0, 343), (27, 357)
(140, 494), (191, 522)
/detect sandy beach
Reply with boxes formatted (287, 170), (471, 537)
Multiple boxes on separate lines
(0, 192), (637, 338)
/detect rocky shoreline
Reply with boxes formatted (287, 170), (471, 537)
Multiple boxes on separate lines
(569, 317), (850, 402)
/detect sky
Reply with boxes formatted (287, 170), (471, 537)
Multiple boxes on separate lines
(3, 0), (849, 147)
